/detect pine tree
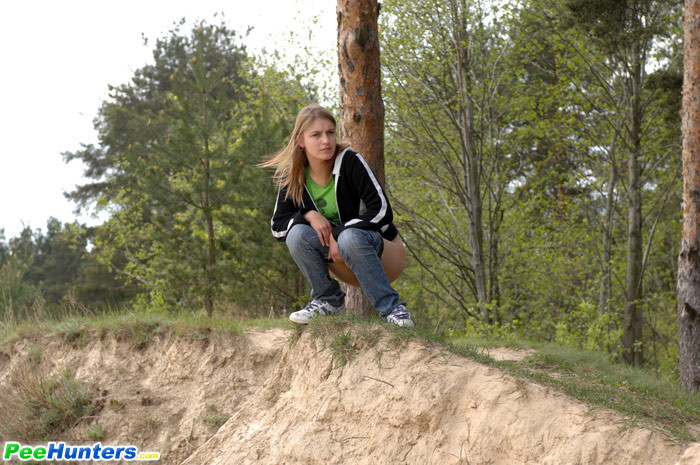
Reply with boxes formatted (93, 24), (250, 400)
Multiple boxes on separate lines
(337, 0), (386, 317)
(678, 0), (700, 392)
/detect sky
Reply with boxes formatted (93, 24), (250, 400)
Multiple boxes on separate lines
(0, 0), (335, 240)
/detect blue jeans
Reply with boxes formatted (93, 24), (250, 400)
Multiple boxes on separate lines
(286, 224), (402, 316)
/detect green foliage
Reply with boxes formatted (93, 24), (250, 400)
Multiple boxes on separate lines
(62, 21), (313, 315)
(553, 301), (622, 353)
(20, 219), (89, 305)
(382, 0), (520, 321)
(0, 219), (133, 325)
(379, 0), (682, 380)
(0, 253), (43, 323)
(563, 0), (677, 53)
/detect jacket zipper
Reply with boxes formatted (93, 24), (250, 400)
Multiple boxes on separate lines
(304, 185), (320, 212)
(334, 173), (342, 225)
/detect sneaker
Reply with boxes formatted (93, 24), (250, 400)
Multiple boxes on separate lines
(383, 304), (414, 328)
(289, 299), (345, 324)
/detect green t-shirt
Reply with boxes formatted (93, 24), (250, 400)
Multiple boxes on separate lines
(305, 166), (340, 225)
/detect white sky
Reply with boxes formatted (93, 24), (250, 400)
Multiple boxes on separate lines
(0, 0), (336, 240)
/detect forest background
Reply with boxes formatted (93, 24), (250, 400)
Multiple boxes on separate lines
(0, 0), (686, 382)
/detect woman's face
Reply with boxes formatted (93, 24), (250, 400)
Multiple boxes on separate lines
(299, 117), (337, 165)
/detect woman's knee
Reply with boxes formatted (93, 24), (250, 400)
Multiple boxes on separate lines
(286, 224), (316, 255)
(337, 228), (380, 257)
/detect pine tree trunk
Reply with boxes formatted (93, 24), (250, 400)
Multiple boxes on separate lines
(678, 0), (700, 392)
(337, 0), (385, 317)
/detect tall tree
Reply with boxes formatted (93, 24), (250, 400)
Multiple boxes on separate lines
(337, 0), (385, 316)
(564, 0), (678, 366)
(678, 0), (700, 392)
(381, 0), (519, 325)
(65, 22), (310, 315)
(63, 21), (248, 212)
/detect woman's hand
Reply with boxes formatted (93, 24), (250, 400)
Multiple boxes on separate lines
(304, 210), (332, 247)
(328, 236), (344, 263)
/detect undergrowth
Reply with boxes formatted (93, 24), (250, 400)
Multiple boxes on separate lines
(0, 363), (96, 442)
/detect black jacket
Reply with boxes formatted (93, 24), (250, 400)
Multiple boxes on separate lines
(270, 147), (398, 242)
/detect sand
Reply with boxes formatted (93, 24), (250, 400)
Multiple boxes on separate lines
(1, 326), (696, 464)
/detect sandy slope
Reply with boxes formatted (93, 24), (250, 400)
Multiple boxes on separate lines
(1, 327), (697, 464)
(0, 328), (288, 464)
(182, 331), (695, 465)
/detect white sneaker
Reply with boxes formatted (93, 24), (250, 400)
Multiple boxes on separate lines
(383, 304), (415, 328)
(289, 299), (345, 324)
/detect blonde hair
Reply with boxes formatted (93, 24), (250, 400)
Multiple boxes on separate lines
(260, 104), (350, 205)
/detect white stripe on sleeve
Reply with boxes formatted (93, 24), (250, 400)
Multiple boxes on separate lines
(344, 153), (388, 226)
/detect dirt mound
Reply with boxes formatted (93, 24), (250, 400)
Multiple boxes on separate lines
(676, 443), (700, 464)
(1, 326), (697, 464)
(0, 327), (288, 464)
(182, 331), (694, 465)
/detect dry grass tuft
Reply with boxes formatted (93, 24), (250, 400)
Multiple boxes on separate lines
(0, 359), (96, 442)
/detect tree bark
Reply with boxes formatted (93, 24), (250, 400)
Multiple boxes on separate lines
(204, 157), (216, 317)
(678, 0), (700, 392)
(203, 89), (215, 317)
(337, 0), (385, 317)
(622, 49), (644, 367)
(598, 127), (619, 317)
(450, 0), (489, 324)
(599, 140), (617, 317)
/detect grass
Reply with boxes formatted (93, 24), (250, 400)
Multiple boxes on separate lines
(306, 314), (388, 368)
(0, 365), (96, 442)
(328, 327), (355, 367)
(203, 414), (230, 431)
(499, 343), (700, 442)
(203, 404), (230, 432)
(0, 306), (295, 351)
(85, 425), (105, 441)
(138, 417), (160, 441)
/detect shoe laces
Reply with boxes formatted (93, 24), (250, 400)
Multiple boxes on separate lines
(304, 299), (324, 313)
(390, 305), (410, 318)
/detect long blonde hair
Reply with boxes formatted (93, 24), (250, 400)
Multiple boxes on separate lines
(260, 104), (350, 205)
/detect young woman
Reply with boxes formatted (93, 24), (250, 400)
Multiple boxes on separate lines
(261, 104), (414, 327)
